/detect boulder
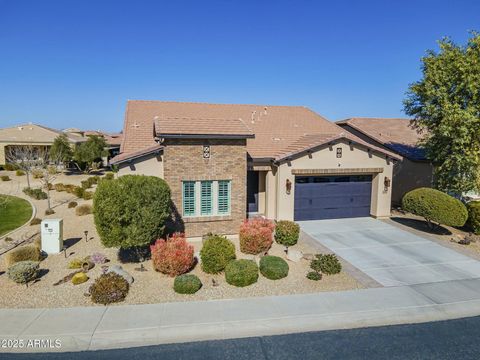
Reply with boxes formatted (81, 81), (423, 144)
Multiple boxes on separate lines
(107, 265), (134, 285)
(286, 249), (303, 263)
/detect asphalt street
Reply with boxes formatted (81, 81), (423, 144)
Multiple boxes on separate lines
(3, 315), (480, 360)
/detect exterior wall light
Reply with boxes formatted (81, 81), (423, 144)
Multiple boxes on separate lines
(286, 179), (292, 195)
(384, 177), (391, 192)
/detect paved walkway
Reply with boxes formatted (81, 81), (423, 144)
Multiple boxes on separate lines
(299, 218), (480, 286)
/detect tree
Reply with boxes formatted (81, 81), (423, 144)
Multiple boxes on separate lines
(73, 135), (108, 173)
(6, 145), (38, 188)
(50, 134), (73, 168)
(93, 175), (171, 250)
(404, 32), (480, 194)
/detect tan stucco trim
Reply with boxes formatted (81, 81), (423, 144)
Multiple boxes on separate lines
(291, 167), (384, 175)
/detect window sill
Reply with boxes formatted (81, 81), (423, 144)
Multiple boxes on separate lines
(183, 215), (233, 223)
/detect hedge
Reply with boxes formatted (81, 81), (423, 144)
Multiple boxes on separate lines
(467, 201), (480, 235)
(402, 188), (468, 228)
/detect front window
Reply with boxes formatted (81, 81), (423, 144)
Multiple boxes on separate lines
(182, 180), (231, 217)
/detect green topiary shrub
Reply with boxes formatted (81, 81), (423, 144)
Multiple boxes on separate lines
(16, 170), (25, 176)
(225, 259), (259, 287)
(1, 175), (11, 181)
(7, 261), (39, 284)
(94, 175), (171, 250)
(89, 273), (129, 305)
(274, 220), (300, 249)
(76, 204), (92, 216)
(23, 187), (47, 200)
(311, 254), (342, 275)
(306, 271), (322, 281)
(30, 217), (42, 226)
(200, 235), (236, 274)
(173, 274), (202, 294)
(71, 272), (89, 285)
(467, 201), (480, 235)
(5, 245), (42, 267)
(402, 188), (468, 229)
(259, 255), (289, 280)
(68, 201), (78, 208)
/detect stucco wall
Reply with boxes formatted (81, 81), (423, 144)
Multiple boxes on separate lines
(265, 140), (393, 221)
(117, 153), (164, 177)
(163, 138), (247, 238)
(392, 158), (433, 205)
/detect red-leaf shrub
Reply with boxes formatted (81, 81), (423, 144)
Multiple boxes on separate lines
(150, 233), (194, 276)
(239, 218), (275, 254)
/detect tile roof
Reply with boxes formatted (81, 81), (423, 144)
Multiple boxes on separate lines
(336, 118), (428, 161)
(110, 144), (163, 164)
(154, 117), (253, 138)
(120, 100), (401, 161)
(0, 123), (86, 144)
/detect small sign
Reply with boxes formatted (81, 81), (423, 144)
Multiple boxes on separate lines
(336, 148), (342, 158)
(203, 145), (211, 159)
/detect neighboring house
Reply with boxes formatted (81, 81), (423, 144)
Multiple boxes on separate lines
(0, 123), (86, 165)
(111, 100), (401, 239)
(336, 117), (434, 205)
(83, 130), (123, 162)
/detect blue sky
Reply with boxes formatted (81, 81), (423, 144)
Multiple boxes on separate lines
(0, 0), (478, 132)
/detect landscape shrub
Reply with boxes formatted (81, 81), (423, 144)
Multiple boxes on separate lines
(82, 191), (94, 200)
(23, 187), (47, 200)
(239, 218), (275, 254)
(73, 186), (85, 198)
(150, 233), (194, 276)
(47, 166), (57, 175)
(225, 259), (259, 287)
(54, 183), (66, 192)
(64, 184), (76, 193)
(15, 170), (25, 176)
(306, 271), (322, 281)
(90, 252), (108, 264)
(7, 261), (39, 284)
(5, 237), (13, 242)
(259, 255), (289, 280)
(76, 204), (92, 216)
(68, 201), (78, 208)
(89, 273), (129, 305)
(173, 274), (202, 294)
(90, 175), (100, 184)
(94, 175), (171, 249)
(200, 234), (236, 274)
(104, 172), (114, 180)
(30, 217), (42, 226)
(71, 272), (89, 285)
(47, 183), (54, 190)
(44, 208), (55, 215)
(1, 175), (10, 181)
(402, 188), (468, 228)
(4, 163), (18, 171)
(68, 257), (92, 269)
(274, 220), (300, 248)
(5, 245), (42, 267)
(81, 179), (92, 189)
(32, 169), (44, 179)
(467, 201), (480, 235)
(311, 254), (342, 275)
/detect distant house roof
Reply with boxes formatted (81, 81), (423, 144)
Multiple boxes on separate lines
(83, 130), (123, 146)
(0, 123), (86, 144)
(119, 100), (402, 162)
(336, 117), (428, 161)
(110, 144), (162, 164)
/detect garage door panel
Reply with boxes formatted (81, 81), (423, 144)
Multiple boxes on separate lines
(294, 176), (372, 221)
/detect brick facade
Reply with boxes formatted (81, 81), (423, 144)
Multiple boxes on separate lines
(163, 138), (247, 238)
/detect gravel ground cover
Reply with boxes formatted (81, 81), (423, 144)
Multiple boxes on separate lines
(0, 170), (362, 309)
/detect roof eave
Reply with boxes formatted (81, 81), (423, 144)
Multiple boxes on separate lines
(110, 147), (163, 165)
(158, 133), (255, 139)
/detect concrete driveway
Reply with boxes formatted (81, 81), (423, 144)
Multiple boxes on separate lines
(299, 217), (480, 286)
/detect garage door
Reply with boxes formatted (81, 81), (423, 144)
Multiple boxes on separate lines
(294, 175), (372, 221)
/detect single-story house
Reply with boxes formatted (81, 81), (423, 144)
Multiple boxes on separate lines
(0, 123), (86, 165)
(111, 101), (401, 239)
(336, 117), (434, 205)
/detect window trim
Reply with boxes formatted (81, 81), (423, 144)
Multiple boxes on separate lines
(182, 180), (231, 218)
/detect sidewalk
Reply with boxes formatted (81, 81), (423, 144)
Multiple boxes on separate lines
(2, 277), (480, 353)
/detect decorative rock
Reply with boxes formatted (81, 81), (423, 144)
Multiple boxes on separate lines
(107, 265), (134, 284)
(286, 249), (303, 263)
(71, 272), (89, 285)
(302, 253), (315, 261)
